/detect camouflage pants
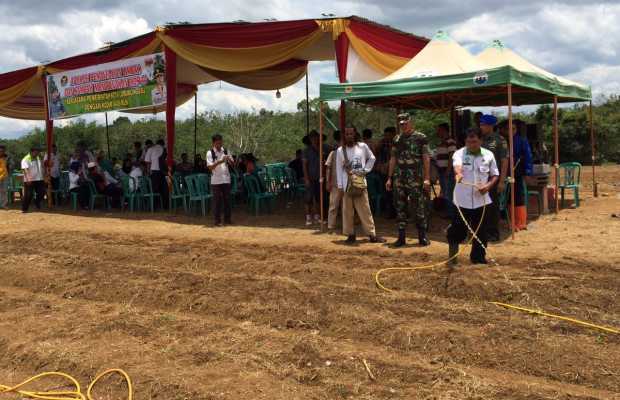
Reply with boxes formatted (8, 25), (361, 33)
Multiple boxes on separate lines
(394, 180), (428, 230)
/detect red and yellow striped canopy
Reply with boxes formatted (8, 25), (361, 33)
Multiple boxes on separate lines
(0, 16), (428, 120)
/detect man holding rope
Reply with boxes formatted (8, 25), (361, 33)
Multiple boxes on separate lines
(448, 128), (499, 265)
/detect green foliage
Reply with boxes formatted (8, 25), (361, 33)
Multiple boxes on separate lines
(1, 97), (618, 165)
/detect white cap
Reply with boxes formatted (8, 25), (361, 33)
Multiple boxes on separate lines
(87, 162), (97, 169)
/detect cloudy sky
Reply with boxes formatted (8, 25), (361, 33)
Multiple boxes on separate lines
(0, 0), (618, 139)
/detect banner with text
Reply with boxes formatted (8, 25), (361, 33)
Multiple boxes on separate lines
(46, 52), (167, 119)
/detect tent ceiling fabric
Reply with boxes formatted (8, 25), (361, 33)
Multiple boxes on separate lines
(0, 16), (429, 121)
(320, 35), (591, 109)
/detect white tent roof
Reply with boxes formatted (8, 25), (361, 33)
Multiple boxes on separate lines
(476, 40), (588, 89)
(381, 30), (485, 81)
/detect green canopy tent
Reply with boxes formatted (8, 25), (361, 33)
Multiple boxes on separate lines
(319, 36), (593, 237)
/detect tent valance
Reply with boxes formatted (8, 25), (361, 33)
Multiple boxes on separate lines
(320, 65), (592, 109)
(0, 16), (429, 120)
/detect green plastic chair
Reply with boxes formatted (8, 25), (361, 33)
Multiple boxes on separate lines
(230, 172), (239, 206)
(138, 176), (162, 212)
(523, 178), (542, 216)
(7, 173), (23, 205)
(51, 171), (70, 205)
(169, 174), (188, 213)
(86, 179), (110, 211)
(366, 172), (384, 216)
(244, 174), (275, 216)
(184, 174), (212, 216)
(284, 167), (305, 202)
(498, 180), (511, 228)
(120, 176), (142, 212)
(559, 162), (581, 208)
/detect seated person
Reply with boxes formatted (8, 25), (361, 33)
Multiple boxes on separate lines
(176, 153), (194, 176)
(87, 162), (121, 207)
(68, 161), (89, 210)
(129, 161), (143, 192)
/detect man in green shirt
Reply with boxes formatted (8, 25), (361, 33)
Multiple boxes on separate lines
(480, 115), (508, 241)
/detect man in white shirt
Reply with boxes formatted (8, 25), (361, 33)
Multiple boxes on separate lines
(448, 128), (499, 265)
(325, 130), (342, 231)
(207, 134), (234, 226)
(336, 126), (385, 245)
(144, 139), (168, 209)
(21, 145), (46, 212)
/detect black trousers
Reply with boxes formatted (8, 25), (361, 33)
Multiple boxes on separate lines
(511, 175), (526, 207)
(447, 206), (489, 263)
(487, 187), (500, 239)
(150, 171), (169, 209)
(212, 183), (232, 224)
(22, 180), (45, 212)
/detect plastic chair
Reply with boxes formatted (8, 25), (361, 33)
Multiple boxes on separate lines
(169, 174), (188, 213)
(138, 175), (162, 212)
(498, 180), (511, 228)
(51, 172), (69, 205)
(523, 178), (542, 216)
(184, 174), (212, 216)
(559, 162), (581, 208)
(86, 180), (110, 211)
(244, 174), (275, 216)
(120, 176), (142, 212)
(230, 172), (239, 207)
(284, 167), (305, 202)
(366, 172), (384, 216)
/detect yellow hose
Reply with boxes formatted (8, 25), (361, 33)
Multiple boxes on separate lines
(375, 182), (620, 336)
(1, 369), (132, 400)
(490, 302), (620, 335)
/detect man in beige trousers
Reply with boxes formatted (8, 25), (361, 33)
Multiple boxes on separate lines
(336, 126), (385, 245)
(325, 130), (342, 231)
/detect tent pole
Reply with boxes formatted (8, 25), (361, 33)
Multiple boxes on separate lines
(589, 101), (597, 197)
(305, 70), (310, 136)
(319, 101), (325, 232)
(553, 96), (559, 213)
(105, 112), (110, 158)
(507, 84), (515, 240)
(41, 73), (54, 208)
(194, 93), (198, 165)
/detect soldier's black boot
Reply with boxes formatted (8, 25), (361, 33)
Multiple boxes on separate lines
(393, 228), (406, 247)
(448, 242), (459, 266)
(418, 228), (430, 246)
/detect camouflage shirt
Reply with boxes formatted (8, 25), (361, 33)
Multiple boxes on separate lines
(391, 131), (430, 181)
(482, 132), (508, 164)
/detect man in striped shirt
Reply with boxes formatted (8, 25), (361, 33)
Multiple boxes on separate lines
(433, 123), (457, 201)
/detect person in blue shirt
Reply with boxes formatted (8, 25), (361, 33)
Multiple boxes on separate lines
(500, 120), (533, 230)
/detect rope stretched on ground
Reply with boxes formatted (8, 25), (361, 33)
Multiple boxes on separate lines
(0, 369), (132, 400)
(375, 182), (620, 336)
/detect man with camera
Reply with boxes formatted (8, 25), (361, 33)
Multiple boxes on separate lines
(207, 134), (234, 226)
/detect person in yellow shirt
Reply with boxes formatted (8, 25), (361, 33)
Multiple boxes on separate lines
(0, 145), (9, 209)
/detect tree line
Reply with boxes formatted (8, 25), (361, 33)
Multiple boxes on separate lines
(2, 96), (619, 165)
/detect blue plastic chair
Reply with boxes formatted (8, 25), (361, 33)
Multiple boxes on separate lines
(366, 172), (384, 216)
(184, 174), (212, 216)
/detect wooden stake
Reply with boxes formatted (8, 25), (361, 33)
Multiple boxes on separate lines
(362, 359), (376, 381)
(507, 84), (515, 239)
(319, 101), (325, 233)
(553, 96), (559, 213)
(589, 101), (597, 197)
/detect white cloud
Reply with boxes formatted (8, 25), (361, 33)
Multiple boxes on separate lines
(0, 0), (619, 139)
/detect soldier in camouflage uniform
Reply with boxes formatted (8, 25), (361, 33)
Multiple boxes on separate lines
(480, 114), (508, 241)
(386, 113), (432, 247)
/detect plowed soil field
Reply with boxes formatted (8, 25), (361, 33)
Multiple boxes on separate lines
(1, 165), (619, 399)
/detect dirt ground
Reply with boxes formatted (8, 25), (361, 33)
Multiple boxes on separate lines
(0, 165), (619, 399)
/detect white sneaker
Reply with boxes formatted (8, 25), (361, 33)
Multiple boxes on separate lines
(305, 215), (313, 226)
(313, 214), (321, 224)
